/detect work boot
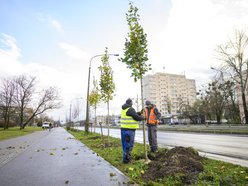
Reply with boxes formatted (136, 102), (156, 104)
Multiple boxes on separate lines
(148, 151), (156, 160)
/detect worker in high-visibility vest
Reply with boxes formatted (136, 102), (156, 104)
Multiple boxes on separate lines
(145, 100), (161, 157)
(120, 98), (144, 164)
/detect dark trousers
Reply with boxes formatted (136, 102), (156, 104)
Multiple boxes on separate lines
(121, 128), (135, 163)
(147, 125), (158, 152)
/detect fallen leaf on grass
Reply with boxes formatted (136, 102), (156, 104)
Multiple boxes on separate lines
(128, 167), (134, 171)
(110, 173), (116, 177)
(140, 170), (145, 174)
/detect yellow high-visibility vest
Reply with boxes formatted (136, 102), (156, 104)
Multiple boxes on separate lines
(120, 108), (139, 129)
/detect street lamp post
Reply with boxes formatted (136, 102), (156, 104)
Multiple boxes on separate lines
(85, 53), (119, 133)
(210, 67), (224, 82)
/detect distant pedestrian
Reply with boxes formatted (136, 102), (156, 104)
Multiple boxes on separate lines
(120, 98), (144, 164)
(49, 123), (52, 131)
(145, 100), (161, 157)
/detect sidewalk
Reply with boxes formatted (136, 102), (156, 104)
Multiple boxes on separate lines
(0, 127), (129, 186)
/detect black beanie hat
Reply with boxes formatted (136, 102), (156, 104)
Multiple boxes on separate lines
(126, 98), (132, 105)
(145, 100), (151, 105)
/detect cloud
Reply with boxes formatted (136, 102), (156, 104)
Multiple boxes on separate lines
(0, 33), (23, 76)
(59, 42), (89, 60)
(0, 34), (20, 57)
(36, 13), (64, 33)
(50, 18), (64, 33)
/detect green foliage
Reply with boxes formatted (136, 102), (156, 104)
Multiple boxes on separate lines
(88, 78), (101, 107)
(98, 47), (115, 103)
(195, 159), (248, 185)
(198, 78), (240, 123)
(119, 2), (151, 82)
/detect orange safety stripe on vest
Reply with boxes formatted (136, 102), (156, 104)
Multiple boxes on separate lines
(145, 107), (157, 125)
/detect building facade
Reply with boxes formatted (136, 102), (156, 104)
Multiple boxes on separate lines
(143, 72), (197, 116)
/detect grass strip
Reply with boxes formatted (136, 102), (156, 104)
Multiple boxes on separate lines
(0, 126), (43, 141)
(69, 129), (248, 185)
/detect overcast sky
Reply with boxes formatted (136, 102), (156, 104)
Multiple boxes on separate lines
(1, 0), (248, 122)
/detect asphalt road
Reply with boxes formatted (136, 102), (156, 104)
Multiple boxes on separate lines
(80, 127), (248, 167)
(0, 127), (129, 186)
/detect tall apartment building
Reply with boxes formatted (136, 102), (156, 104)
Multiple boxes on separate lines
(143, 72), (197, 116)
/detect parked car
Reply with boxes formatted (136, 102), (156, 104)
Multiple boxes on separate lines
(42, 122), (51, 129)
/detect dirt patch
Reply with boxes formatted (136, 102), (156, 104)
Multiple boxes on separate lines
(142, 146), (204, 185)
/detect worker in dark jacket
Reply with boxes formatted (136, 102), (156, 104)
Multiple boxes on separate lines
(120, 98), (144, 163)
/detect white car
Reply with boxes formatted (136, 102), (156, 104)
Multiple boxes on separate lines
(42, 122), (51, 129)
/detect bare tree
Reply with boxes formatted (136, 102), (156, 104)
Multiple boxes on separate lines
(72, 102), (80, 120)
(25, 86), (61, 128)
(216, 29), (248, 124)
(13, 75), (35, 129)
(13, 75), (61, 129)
(0, 78), (15, 129)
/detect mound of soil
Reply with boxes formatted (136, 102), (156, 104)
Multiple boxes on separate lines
(143, 146), (204, 185)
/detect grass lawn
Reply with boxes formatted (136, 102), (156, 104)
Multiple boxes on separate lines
(69, 129), (248, 186)
(0, 126), (43, 141)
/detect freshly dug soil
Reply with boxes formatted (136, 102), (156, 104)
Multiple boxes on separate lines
(143, 146), (204, 185)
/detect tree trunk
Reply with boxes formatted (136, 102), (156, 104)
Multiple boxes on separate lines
(140, 78), (148, 162)
(20, 109), (24, 129)
(216, 114), (221, 124)
(230, 93), (240, 123)
(94, 104), (97, 133)
(241, 92), (248, 124)
(99, 122), (104, 146)
(107, 101), (110, 144)
(6, 109), (10, 129)
(3, 107), (8, 130)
